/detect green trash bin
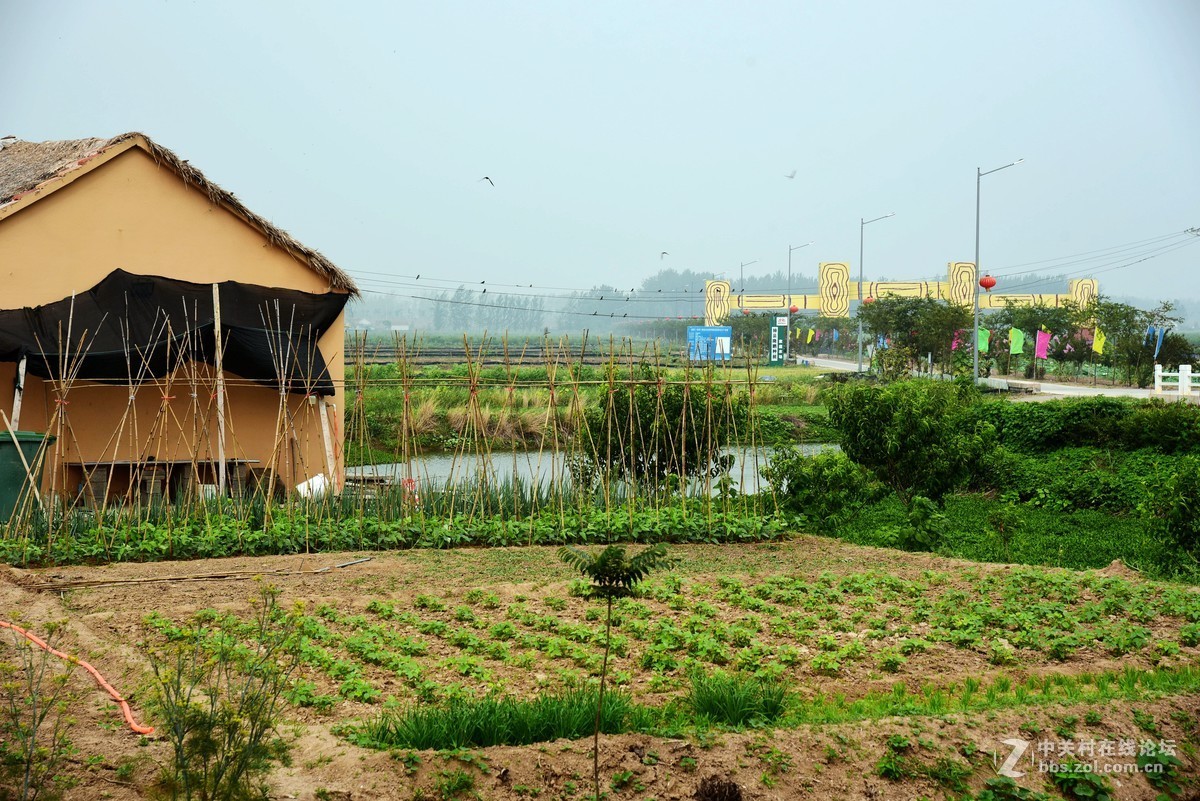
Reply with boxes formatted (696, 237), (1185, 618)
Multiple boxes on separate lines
(0, 431), (53, 522)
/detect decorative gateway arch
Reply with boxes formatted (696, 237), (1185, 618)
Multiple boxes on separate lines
(703, 262), (1099, 326)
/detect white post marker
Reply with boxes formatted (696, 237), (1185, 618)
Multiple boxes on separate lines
(1154, 363), (1163, 394)
(10, 355), (26, 430)
(1181, 364), (1193, 396)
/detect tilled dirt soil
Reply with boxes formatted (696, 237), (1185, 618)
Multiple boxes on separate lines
(2, 537), (1198, 800)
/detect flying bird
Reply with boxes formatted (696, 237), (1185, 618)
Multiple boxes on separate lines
(784, 170), (796, 180)
(415, 274), (420, 279)
(479, 177), (494, 186)
(660, 252), (669, 259)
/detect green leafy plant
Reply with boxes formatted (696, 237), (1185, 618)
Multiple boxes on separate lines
(975, 776), (1052, 801)
(1139, 749), (1185, 799)
(1049, 760), (1112, 801)
(344, 689), (647, 751)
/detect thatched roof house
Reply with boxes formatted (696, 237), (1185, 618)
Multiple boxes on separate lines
(0, 132), (356, 506)
(0, 132), (358, 295)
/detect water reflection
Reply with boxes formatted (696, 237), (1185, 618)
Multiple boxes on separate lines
(348, 444), (839, 495)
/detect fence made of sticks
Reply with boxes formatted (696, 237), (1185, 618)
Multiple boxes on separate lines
(1, 330), (787, 566)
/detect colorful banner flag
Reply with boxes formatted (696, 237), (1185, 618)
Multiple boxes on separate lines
(1092, 327), (1106, 355)
(806, 329), (814, 344)
(951, 330), (964, 351)
(977, 328), (991, 354)
(832, 329), (840, 342)
(1035, 330), (1051, 360)
(1145, 325), (1155, 346)
(1155, 327), (1168, 359)
(1009, 328), (1026, 355)
(814, 330), (821, 341)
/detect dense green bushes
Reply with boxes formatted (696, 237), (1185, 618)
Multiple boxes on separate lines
(980, 447), (1173, 514)
(825, 380), (993, 503)
(835, 494), (1167, 572)
(770, 381), (1199, 576)
(1143, 455), (1200, 560)
(962, 396), (1200, 454)
(761, 450), (885, 524)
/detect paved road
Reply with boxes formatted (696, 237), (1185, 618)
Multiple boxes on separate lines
(795, 355), (1184, 401)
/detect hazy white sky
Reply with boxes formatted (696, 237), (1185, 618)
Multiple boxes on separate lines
(5, 0), (1199, 306)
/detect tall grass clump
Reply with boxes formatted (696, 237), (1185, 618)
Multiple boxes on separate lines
(687, 669), (790, 727)
(344, 689), (651, 750)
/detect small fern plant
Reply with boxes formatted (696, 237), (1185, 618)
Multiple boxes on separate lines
(558, 543), (675, 800)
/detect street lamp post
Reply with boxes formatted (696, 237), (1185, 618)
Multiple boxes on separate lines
(974, 159), (1023, 381)
(857, 213), (895, 371)
(786, 241), (814, 361)
(739, 260), (758, 293)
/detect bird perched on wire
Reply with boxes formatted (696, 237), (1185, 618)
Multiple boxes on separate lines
(479, 177), (494, 186)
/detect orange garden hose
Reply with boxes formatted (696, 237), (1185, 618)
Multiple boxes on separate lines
(0, 620), (154, 735)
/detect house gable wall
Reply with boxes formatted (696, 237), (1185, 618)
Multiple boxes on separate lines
(0, 146), (346, 496)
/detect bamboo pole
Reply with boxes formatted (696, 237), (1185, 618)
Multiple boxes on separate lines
(212, 284), (227, 495)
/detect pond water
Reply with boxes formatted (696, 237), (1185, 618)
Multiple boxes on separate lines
(347, 443), (839, 495)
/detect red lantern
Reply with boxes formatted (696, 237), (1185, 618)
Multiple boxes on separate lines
(864, 296), (875, 304)
(788, 305), (799, 314)
(742, 309), (750, 315)
(979, 274), (997, 292)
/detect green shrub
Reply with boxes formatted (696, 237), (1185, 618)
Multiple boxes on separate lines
(761, 449), (885, 526)
(0, 623), (76, 801)
(1144, 455), (1200, 558)
(147, 585), (299, 801)
(837, 493), (1166, 573)
(825, 380), (994, 503)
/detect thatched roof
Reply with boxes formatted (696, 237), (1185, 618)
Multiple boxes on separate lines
(0, 132), (358, 295)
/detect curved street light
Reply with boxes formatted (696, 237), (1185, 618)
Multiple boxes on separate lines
(858, 213), (895, 371)
(974, 159), (1023, 381)
(786, 241), (814, 360)
(739, 260), (758, 293)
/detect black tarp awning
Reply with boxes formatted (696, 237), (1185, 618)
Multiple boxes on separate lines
(0, 269), (349, 395)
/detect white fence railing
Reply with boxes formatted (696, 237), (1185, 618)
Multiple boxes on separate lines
(1154, 363), (1194, 396)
